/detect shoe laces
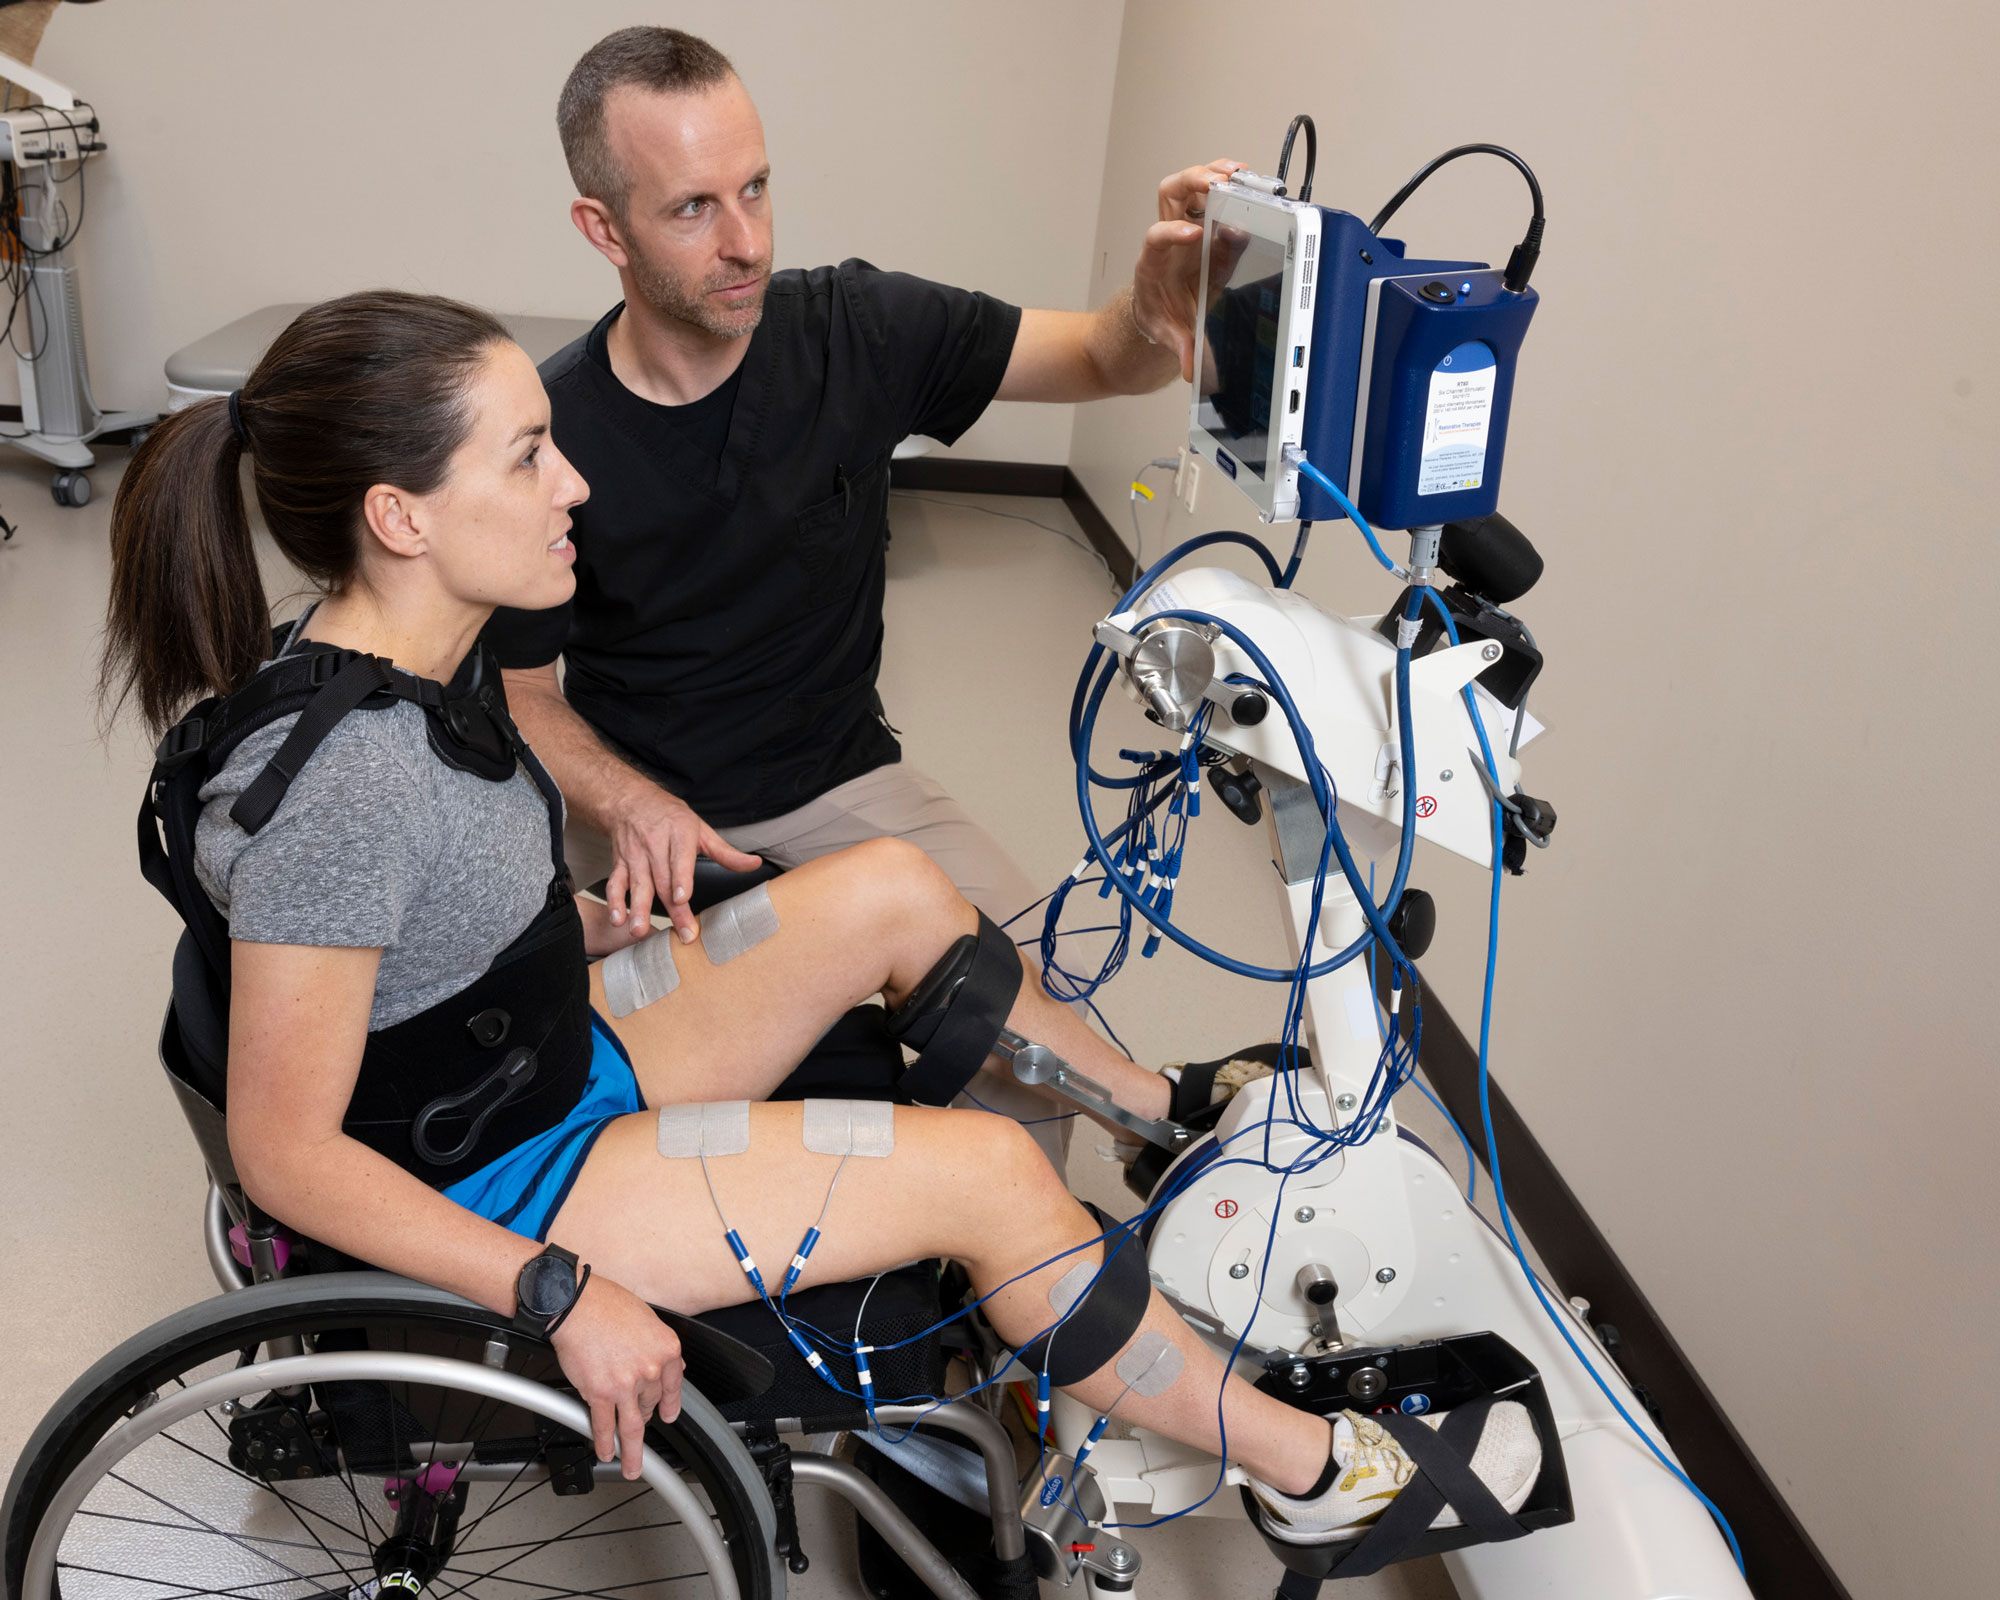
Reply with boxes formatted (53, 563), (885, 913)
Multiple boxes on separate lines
(1339, 1411), (1417, 1494)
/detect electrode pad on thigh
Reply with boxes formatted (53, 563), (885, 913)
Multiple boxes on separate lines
(801, 1099), (896, 1157)
(656, 1100), (752, 1159)
(1113, 1329), (1184, 1397)
(702, 885), (779, 965)
(602, 935), (679, 1017)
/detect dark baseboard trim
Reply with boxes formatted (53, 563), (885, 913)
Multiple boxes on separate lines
(1380, 966), (1853, 1599)
(886, 455), (1138, 588)
(887, 453), (1849, 1598)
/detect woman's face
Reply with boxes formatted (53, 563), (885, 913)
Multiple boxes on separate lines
(416, 341), (589, 613)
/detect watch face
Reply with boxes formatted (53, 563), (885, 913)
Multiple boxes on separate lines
(521, 1253), (575, 1317)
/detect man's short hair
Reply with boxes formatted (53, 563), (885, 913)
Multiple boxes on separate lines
(558, 27), (737, 218)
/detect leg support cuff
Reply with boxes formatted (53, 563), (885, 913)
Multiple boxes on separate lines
(885, 910), (1022, 1107)
(1009, 1208), (1152, 1387)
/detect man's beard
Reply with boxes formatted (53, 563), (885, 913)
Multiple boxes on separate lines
(628, 240), (770, 340)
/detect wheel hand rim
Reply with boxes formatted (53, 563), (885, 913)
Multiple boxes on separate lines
(23, 1351), (739, 1600)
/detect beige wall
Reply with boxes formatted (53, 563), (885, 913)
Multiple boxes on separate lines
(34, 0), (1130, 463)
(1074, 3), (2000, 1596)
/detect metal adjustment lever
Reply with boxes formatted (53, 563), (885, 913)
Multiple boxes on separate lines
(1296, 1264), (1343, 1353)
(994, 1030), (1192, 1153)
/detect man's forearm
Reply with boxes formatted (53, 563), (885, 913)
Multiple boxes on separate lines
(505, 670), (653, 834)
(1086, 284), (1183, 396)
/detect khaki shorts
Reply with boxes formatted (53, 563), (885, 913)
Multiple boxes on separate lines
(566, 762), (1072, 1167)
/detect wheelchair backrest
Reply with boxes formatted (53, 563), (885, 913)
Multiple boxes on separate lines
(160, 928), (239, 1190)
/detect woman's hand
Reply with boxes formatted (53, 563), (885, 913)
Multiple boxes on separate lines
(549, 1273), (684, 1478)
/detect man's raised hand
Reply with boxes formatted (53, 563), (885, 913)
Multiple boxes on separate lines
(1132, 159), (1247, 383)
(603, 781), (763, 944)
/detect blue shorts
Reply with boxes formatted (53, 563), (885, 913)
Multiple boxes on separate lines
(442, 1014), (643, 1242)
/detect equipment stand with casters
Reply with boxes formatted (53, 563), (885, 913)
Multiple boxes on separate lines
(0, 50), (157, 506)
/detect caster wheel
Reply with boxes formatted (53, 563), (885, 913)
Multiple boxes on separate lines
(50, 470), (91, 508)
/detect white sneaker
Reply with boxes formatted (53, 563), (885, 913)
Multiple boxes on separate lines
(1250, 1404), (1542, 1546)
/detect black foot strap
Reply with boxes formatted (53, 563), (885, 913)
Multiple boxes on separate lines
(1327, 1395), (1530, 1578)
(886, 911), (1022, 1107)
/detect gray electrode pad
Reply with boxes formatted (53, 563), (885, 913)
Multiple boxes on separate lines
(1113, 1329), (1184, 1397)
(801, 1098), (896, 1157)
(601, 935), (680, 1017)
(657, 1100), (752, 1159)
(1048, 1260), (1098, 1317)
(702, 884), (780, 965)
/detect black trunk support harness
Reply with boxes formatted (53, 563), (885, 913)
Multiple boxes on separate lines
(141, 629), (593, 1189)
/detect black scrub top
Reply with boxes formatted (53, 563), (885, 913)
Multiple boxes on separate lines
(482, 260), (1022, 828)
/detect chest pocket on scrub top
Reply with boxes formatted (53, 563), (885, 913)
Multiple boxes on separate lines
(793, 453), (888, 597)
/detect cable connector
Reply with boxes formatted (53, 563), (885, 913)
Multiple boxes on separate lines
(1504, 216), (1544, 294)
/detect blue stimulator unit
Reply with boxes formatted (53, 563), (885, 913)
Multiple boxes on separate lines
(1301, 211), (1537, 530)
(1190, 146), (1541, 532)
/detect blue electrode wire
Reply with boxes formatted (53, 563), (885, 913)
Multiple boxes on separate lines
(1401, 580), (1746, 1569)
(1292, 457), (1403, 577)
(1468, 800), (1747, 1573)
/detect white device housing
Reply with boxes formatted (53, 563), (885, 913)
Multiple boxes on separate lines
(1186, 179), (1318, 523)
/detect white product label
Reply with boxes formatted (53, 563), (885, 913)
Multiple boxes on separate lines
(1418, 347), (1496, 496)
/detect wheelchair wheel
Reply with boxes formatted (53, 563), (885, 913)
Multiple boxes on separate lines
(2, 1274), (784, 1600)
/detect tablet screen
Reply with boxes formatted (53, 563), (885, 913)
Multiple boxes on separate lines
(1195, 225), (1288, 481)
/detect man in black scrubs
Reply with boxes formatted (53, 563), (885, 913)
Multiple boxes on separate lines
(489, 30), (1235, 1141)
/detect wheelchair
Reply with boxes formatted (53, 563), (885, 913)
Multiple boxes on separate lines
(2, 863), (1034, 1600)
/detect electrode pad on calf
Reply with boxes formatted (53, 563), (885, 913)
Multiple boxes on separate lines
(601, 935), (678, 1017)
(702, 884), (779, 964)
(885, 911), (1023, 1105)
(1010, 1209), (1152, 1386)
(657, 1100), (752, 1158)
(801, 1099), (895, 1157)
(1114, 1329), (1184, 1397)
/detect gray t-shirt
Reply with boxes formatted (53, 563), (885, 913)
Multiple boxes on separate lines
(194, 677), (558, 1032)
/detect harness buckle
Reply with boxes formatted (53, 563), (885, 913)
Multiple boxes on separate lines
(153, 718), (209, 770)
(305, 650), (350, 687)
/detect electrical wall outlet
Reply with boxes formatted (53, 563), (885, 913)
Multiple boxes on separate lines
(1172, 445), (1190, 502)
(1168, 450), (1200, 512)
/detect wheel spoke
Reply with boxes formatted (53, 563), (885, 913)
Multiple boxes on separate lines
(147, 1433), (367, 1585)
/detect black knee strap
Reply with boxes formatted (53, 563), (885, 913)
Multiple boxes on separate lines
(885, 911), (1023, 1107)
(1009, 1208), (1152, 1386)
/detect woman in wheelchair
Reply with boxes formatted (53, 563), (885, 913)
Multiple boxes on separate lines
(99, 290), (1357, 1542)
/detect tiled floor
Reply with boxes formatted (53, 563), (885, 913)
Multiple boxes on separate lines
(0, 458), (1457, 1598)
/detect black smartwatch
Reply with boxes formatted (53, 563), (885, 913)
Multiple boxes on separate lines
(514, 1243), (590, 1338)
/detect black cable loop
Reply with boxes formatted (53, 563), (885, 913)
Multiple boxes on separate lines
(1275, 113), (1317, 202)
(1368, 143), (1546, 291)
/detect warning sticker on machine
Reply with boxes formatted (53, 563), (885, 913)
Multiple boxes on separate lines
(1418, 342), (1496, 495)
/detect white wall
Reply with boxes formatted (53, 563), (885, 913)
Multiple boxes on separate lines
(34, 0), (1129, 463)
(1073, 3), (2000, 1596)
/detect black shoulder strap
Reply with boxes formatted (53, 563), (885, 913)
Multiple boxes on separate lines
(230, 655), (395, 835)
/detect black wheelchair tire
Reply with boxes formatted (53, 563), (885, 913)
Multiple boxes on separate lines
(1, 1272), (784, 1600)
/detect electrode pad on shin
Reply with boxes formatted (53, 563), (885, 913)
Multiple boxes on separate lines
(702, 885), (779, 964)
(801, 1099), (896, 1157)
(601, 935), (679, 1017)
(1010, 1211), (1152, 1386)
(656, 1101), (752, 1158)
(886, 911), (1023, 1106)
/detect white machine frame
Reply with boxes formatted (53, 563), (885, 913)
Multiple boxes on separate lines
(0, 51), (154, 505)
(1027, 565), (1752, 1599)
(1187, 178), (1319, 525)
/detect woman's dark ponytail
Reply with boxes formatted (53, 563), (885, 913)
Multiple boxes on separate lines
(99, 290), (510, 734)
(102, 396), (267, 733)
